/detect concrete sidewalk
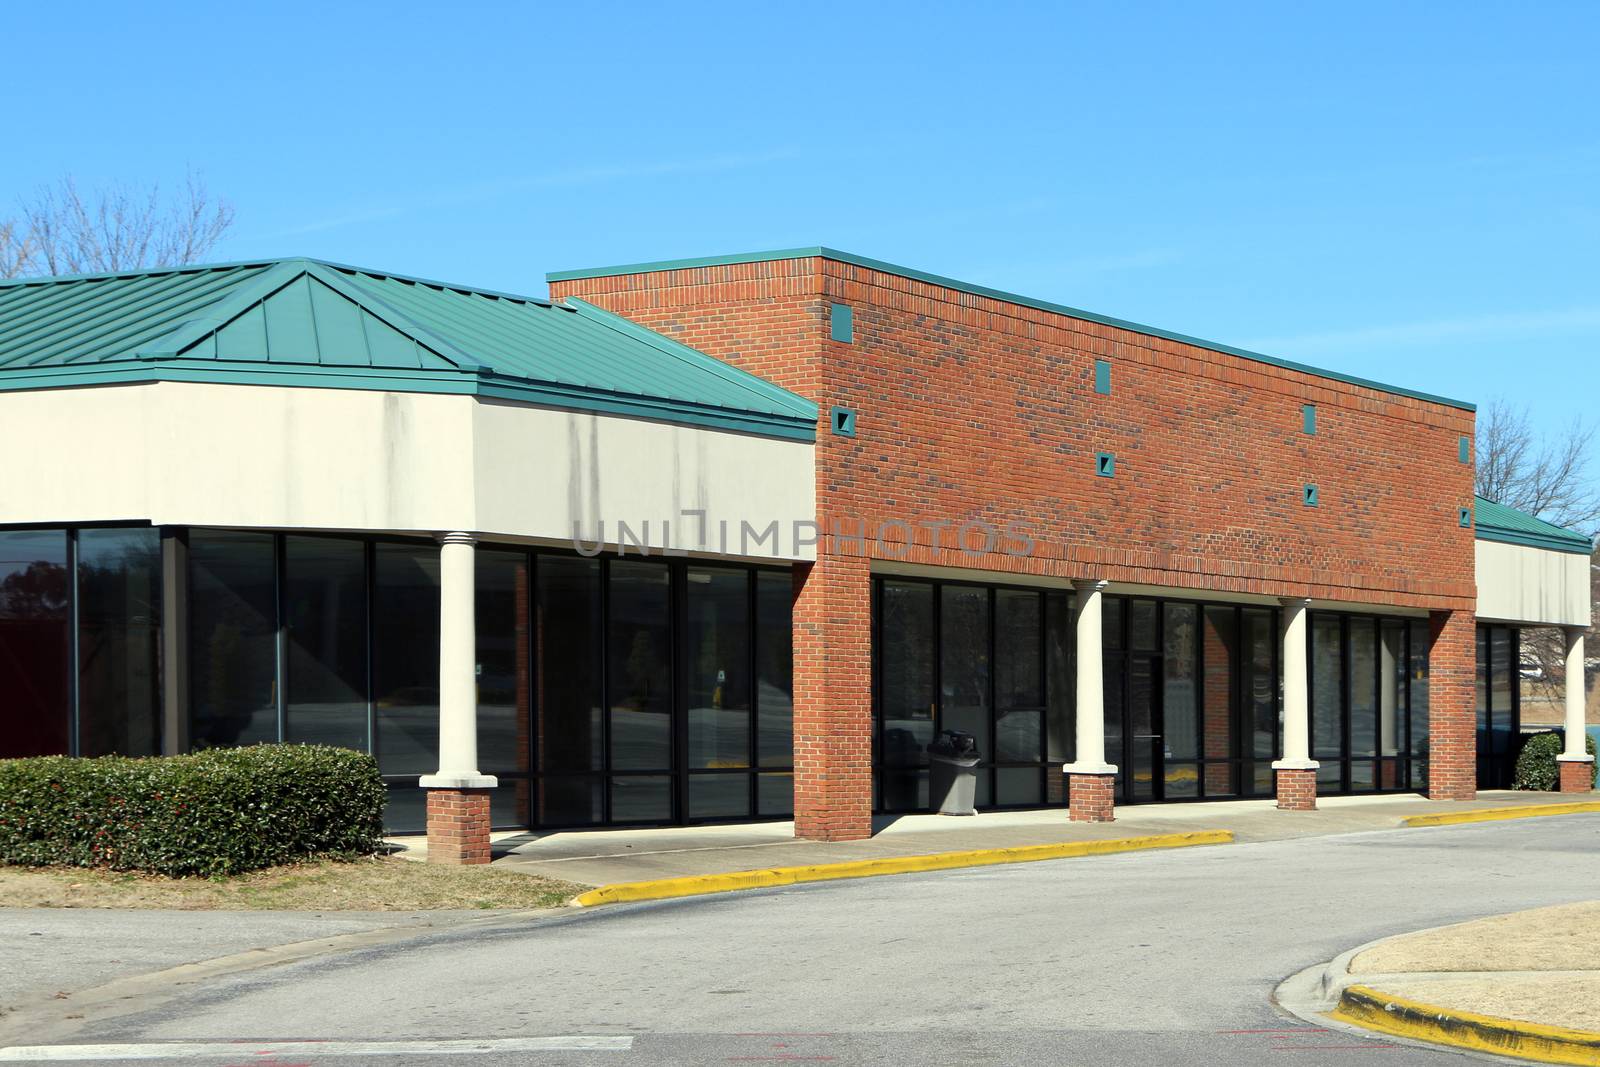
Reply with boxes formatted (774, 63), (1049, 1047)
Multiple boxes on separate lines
(389, 790), (1576, 886)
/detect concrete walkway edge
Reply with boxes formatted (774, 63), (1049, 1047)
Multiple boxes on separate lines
(1401, 799), (1600, 828)
(1332, 982), (1600, 1066)
(573, 829), (1233, 906)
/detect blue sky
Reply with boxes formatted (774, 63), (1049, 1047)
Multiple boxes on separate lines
(5, 1), (1597, 430)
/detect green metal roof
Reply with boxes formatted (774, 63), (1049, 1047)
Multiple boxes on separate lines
(1474, 496), (1594, 555)
(0, 258), (818, 440)
(550, 247), (1475, 412)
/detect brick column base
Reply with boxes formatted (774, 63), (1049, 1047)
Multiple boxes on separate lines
(425, 788), (492, 865)
(1559, 760), (1595, 794)
(1275, 767), (1317, 811)
(1067, 774), (1115, 822)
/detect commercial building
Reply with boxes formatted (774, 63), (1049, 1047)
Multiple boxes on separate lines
(0, 249), (1592, 861)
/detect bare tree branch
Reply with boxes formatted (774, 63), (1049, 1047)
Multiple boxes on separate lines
(1475, 399), (1600, 536)
(1, 171), (234, 279)
(1477, 399), (1600, 704)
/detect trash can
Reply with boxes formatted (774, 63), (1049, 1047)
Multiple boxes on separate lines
(928, 730), (981, 815)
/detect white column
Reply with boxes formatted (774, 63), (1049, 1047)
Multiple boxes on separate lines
(1064, 579), (1117, 775)
(1559, 627), (1592, 764)
(1272, 598), (1319, 771)
(419, 532), (498, 790)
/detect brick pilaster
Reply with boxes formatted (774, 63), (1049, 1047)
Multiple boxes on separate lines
(1067, 773), (1115, 822)
(1427, 609), (1477, 801)
(792, 554), (873, 841)
(1275, 766), (1317, 810)
(426, 788), (492, 865)
(1559, 759), (1595, 794)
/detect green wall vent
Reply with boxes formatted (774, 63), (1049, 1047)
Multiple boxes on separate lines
(1094, 359), (1111, 395)
(1096, 452), (1116, 478)
(1459, 435), (1471, 463)
(1302, 404), (1317, 435)
(830, 404), (857, 437)
(830, 303), (853, 344)
(1460, 506), (1473, 528)
(1303, 484), (1319, 507)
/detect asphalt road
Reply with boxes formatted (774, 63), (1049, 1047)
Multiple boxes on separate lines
(8, 814), (1600, 1065)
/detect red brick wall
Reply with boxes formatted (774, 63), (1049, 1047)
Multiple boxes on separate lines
(791, 554), (873, 840)
(553, 253), (1479, 831)
(1427, 609), (1477, 801)
(553, 255), (1476, 608)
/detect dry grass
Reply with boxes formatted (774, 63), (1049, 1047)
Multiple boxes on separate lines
(1351, 900), (1600, 974)
(0, 855), (585, 911)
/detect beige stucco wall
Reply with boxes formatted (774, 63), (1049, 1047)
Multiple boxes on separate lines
(0, 381), (816, 560)
(1474, 537), (1590, 627)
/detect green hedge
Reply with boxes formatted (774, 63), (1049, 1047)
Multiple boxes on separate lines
(0, 745), (385, 876)
(1514, 731), (1598, 791)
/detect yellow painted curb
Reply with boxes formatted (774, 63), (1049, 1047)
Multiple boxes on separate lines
(573, 829), (1232, 907)
(1333, 983), (1600, 1065)
(1402, 800), (1600, 828)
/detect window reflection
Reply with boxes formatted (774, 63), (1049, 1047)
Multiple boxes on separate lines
(0, 530), (70, 758)
(189, 531), (278, 750)
(77, 528), (162, 757)
(607, 561), (672, 774)
(284, 536), (367, 751)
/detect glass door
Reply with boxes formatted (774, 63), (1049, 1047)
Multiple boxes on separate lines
(1106, 597), (1164, 804)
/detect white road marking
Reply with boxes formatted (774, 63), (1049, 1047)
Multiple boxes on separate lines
(0, 1036), (633, 1060)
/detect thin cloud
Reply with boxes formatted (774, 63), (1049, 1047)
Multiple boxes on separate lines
(1244, 306), (1600, 354)
(258, 148), (803, 239)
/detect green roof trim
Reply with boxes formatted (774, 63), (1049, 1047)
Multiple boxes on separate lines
(0, 258), (818, 442)
(1474, 495), (1593, 555)
(549, 247), (1476, 413)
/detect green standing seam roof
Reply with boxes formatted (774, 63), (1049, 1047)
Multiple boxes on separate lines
(549, 247), (1476, 412)
(0, 258), (818, 441)
(1473, 496), (1594, 555)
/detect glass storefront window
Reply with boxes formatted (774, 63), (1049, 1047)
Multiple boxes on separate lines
(1243, 608), (1277, 771)
(1379, 620), (1405, 760)
(1044, 591), (1074, 771)
(283, 536), (367, 751)
(608, 561), (672, 780)
(756, 571), (793, 770)
(939, 586), (990, 748)
(1409, 619), (1429, 759)
(477, 549), (530, 827)
(1165, 603), (1199, 762)
(372, 543), (440, 780)
(0, 530), (70, 758)
(994, 589), (1042, 764)
(1199, 605), (1237, 797)
(189, 530), (278, 750)
(77, 528), (162, 757)
(1349, 618), (1377, 759)
(686, 567), (751, 772)
(1311, 614), (1343, 762)
(536, 556), (603, 776)
(880, 580), (935, 810)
